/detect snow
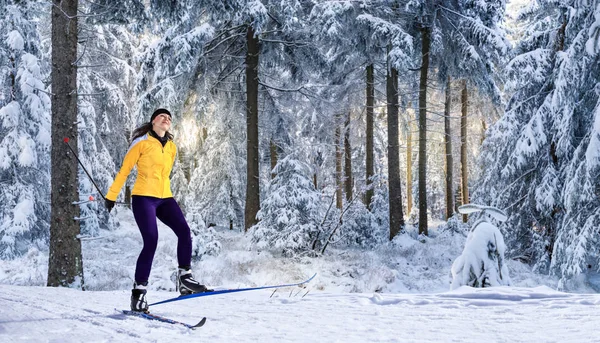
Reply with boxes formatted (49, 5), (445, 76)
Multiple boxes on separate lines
(10, 198), (34, 230)
(17, 134), (36, 167)
(0, 101), (20, 128)
(585, 102), (600, 169)
(585, 3), (600, 55)
(2, 281), (600, 342)
(1, 210), (598, 342)
(6, 30), (24, 51)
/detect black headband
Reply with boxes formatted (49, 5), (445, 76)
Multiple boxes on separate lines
(150, 108), (172, 122)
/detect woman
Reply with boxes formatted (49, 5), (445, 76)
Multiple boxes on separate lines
(105, 108), (210, 312)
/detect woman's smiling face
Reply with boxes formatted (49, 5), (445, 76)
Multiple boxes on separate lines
(152, 113), (171, 132)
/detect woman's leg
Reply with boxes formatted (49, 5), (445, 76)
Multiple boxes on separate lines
(155, 197), (192, 268)
(131, 196), (160, 284)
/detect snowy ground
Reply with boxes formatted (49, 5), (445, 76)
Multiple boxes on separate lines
(2, 283), (600, 342)
(1, 209), (599, 342)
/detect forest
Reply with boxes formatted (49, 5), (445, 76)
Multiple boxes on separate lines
(1, 0), (600, 293)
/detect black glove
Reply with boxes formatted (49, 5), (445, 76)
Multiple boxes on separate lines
(105, 199), (115, 213)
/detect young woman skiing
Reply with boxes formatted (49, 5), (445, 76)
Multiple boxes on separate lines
(104, 108), (211, 312)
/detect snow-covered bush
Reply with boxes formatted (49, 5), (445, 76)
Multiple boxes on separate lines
(338, 201), (386, 248)
(450, 221), (511, 289)
(252, 156), (323, 256)
(185, 210), (221, 259)
(441, 214), (468, 235)
(450, 205), (511, 289)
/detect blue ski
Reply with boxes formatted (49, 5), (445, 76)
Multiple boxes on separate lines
(121, 309), (206, 329)
(149, 273), (317, 307)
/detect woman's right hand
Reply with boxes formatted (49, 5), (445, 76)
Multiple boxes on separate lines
(105, 199), (115, 213)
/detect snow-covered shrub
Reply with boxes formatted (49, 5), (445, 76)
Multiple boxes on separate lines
(407, 207), (432, 227)
(450, 220), (511, 289)
(441, 214), (468, 235)
(338, 201), (387, 248)
(369, 183), (389, 234)
(186, 210), (221, 259)
(252, 155), (323, 256)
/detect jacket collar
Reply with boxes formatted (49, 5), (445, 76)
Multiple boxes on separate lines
(148, 130), (169, 147)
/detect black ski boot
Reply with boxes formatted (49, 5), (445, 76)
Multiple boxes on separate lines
(131, 282), (149, 312)
(177, 268), (213, 295)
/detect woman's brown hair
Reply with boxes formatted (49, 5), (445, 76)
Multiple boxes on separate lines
(130, 122), (174, 144)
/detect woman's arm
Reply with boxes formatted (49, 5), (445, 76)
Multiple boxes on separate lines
(105, 140), (143, 201)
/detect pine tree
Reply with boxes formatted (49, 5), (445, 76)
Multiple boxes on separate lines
(76, 2), (143, 234)
(404, 0), (508, 233)
(475, 0), (600, 289)
(252, 155), (322, 256)
(0, 0), (51, 259)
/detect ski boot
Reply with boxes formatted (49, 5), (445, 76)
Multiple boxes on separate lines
(131, 282), (149, 312)
(177, 267), (213, 295)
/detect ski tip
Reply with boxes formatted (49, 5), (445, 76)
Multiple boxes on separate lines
(192, 317), (207, 329)
(306, 273), (317, 283)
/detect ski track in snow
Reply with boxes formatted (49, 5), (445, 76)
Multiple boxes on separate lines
(1, 284), (600, 342)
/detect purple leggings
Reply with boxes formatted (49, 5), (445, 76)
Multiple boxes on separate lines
(131, 196), (192, 284)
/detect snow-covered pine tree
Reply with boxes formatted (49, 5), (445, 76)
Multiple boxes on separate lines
(75, 2), (144, 234)
(252, 155), (323, 256)
(184, 99), (245, 230)
(475, 0), (600, 289)
(309, 1), (414, 240)
(0, 1), (51, 259)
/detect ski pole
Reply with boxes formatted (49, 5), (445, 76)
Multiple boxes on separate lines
(63, 137), (127, 205)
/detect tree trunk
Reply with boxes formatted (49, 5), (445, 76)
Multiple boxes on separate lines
(344, 111), (353, 201)
(406, 107), (413, 215)
(125, 185), (132, 209)
(444, 76), (454, 220)
(460, 80), (469, 222)
(335, 119), (343, 210)
(365, 64), (374, 209)
(244, 25), (260, 231)
(48, 0), (84, 288)
(418, 27), (430, 236)
(270, 139), (278, 180)
(9, 56), (16, 101)
(480, 119), (487, 145)
(387, 62), (404, 240)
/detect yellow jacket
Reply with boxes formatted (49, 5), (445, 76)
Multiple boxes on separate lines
(106, 133), (177, 201)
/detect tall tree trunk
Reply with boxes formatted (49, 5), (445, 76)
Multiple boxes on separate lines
(418, 27), (430, 236)
(480, 119), (487, 145)
(365, 64), (374, 209)
(444, 77), (454, 220)
(244, 25), (260, 231)
(344, 111), (353, 201)
(48, 0), (84, 288)
(387, 62), (405, 240)
(335, 119), (343, 209)
(9, 56), (16, 101)
(125, 185), (132, 209)
(460, 80), (469, 222)
(406, 107), (413, 215)
(270, 139), (278, 180)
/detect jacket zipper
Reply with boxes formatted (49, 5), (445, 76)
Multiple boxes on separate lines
(151, 135), (166, 198)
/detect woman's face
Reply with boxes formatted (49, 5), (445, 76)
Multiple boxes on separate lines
(152, 113), (171, 132)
